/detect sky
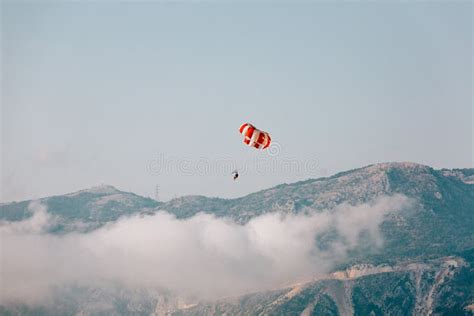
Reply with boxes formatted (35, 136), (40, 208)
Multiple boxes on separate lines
(1, 1), (472, 202)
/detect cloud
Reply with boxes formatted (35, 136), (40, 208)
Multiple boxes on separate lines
(0, 201), (56, 234)
(0, 195), (411, 305)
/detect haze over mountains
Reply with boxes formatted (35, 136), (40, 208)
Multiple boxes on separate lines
(1, 162), (473, 315)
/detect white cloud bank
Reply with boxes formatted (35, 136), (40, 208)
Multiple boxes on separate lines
(0, 195), (411, 305)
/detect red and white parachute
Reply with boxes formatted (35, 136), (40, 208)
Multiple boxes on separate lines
(239, 123), (271, 150)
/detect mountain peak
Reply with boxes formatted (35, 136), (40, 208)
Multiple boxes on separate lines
(366, 161), (430, 171)
(66, 184), (121, 196)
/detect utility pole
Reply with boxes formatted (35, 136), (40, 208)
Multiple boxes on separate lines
(154, 185), (160, 201)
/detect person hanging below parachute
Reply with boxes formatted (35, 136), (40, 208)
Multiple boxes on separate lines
(232, 170), (239, 181)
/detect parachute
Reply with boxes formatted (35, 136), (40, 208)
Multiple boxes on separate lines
(239, 123), (271, 150)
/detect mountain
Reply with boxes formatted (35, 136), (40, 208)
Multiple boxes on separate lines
(1, 162), (473, 315)
(162, 162), (474, 263)
(3, 255), (471, 316)
(0, 185), (160, 233)
(174, 255), (473, 316)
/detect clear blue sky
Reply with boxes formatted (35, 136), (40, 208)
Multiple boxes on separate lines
(1, 1), (472, 202)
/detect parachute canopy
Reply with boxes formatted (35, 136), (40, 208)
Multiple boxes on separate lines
(239, 123), (271, 150)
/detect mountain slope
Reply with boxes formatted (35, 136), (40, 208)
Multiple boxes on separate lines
(174, 256), (472, 316)
(161, 162), (474, 263)
(1, 162), (473, 315)
(163, 162), (472, 221)
(0, 185), (160, 232)
(1, 163), (473, 257)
